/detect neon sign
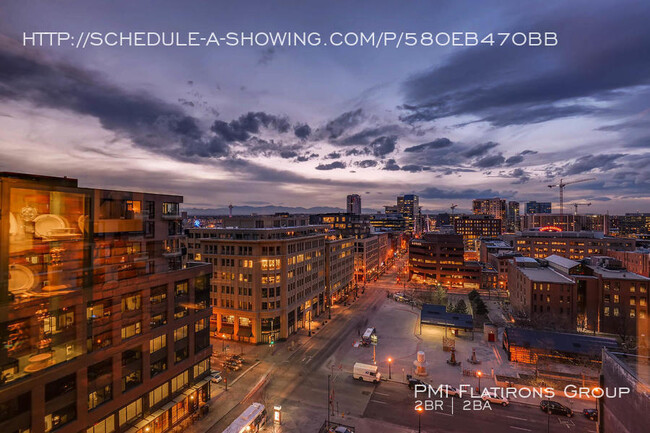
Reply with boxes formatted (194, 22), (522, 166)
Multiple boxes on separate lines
(540, 225), (563, 232)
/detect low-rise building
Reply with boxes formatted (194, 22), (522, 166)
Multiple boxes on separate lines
(506, 230), (635, 261)
(608, 248), (650, 278)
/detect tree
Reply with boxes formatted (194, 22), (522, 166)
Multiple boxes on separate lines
(454, 299), (468, 314)
(468, 289), (480, 303)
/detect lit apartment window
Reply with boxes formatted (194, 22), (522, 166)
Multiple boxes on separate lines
(121, 322), (141, 340)
(118, 398), (142, 427)
(174, 325), (188, 341)
(150, 334), (167, 353)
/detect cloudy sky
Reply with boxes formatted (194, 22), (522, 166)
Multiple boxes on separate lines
(1, 0), (649, 213)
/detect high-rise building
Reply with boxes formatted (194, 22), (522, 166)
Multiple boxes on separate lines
(385, 194), (420, 234)
(525, 201), (552, 215)
(186, 224), (329, 343)
(507, 201), (520, 233)
(473, 198), (507, 223)
(0, 172), (213, 433)
(346, 194), (361, 215)
(453, 215), (502, 251)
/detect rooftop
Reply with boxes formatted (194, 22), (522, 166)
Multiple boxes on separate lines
(588, 265), (650, 281)
(505, 327), (618, 357)
(606, 350), (650, 388)
(420, 303), (474, 330)
(518, 266), (575, 284)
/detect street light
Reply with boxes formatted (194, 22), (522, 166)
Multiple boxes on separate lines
(477, 370), (483, 392)
(416, 406), (423, 433)
(387, 357), (392, 380)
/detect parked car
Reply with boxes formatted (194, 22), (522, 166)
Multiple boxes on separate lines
(439, 384), (461, 398)
(540, 400), (573, 417)
(406, 374), (428, 390)
(227, 355), (243, 365)
(210, 371), (222, 383)
(583, 408), (598, 421)
(482, 391), (509, 406)
(224, 360), (240, 371)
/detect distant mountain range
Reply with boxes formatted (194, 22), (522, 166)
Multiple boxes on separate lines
(182, 205), (381, 216)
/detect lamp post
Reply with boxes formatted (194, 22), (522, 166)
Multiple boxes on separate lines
(388, 357), (392, 380)
(222, 333), (226, 353)
(416, 406), (423, 433)
(308, 307), (312, 337)
(477, 370), (483, 393)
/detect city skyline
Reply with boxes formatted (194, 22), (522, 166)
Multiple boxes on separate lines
(1, 0), (649, 214)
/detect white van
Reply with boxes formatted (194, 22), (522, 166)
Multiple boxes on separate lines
(353, 362), (381, 383)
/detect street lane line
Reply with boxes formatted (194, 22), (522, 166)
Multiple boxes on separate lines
(374, 392), (390, 396)
(370, 400), (388, 404)
(506, 416), (528, 421)
(510, 427), (532, 432)
(433, 411), (453, 417)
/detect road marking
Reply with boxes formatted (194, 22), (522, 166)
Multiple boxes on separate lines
(374, 392), (390, 397)
(433, 411), (453, 416)
(506, 416), (528, 421)
(370, 399), (388, 404)
(510, 427), (532, 432)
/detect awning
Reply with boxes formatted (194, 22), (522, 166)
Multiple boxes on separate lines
(173, 394), (186, 403)
(237, 326), (253, 337)
(219, 324), (234, 335)
(192, 377), (210, 390)
(159, 401), (175, 412)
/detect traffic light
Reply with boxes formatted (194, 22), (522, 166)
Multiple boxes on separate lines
(269, 335), (275, 346)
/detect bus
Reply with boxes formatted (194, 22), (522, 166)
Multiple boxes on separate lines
(222, 402), (267, 433)
(361, 327), (377, 346)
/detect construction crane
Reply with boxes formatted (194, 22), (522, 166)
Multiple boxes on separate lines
(547, 178), (595, 215)
(450, 204), (458, 215)
(571, 202), (592, 215)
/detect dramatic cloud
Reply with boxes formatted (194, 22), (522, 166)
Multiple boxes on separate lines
(324, 109), (364, 139)
(418, 187), (513, 200)
(294, 123), (312, 139)
(505, 155), (524, 166)
(462, 142), (499, 158)
(369, 135), (397, 157)
(563, 154), (626, 175)
(474, 153), (505, 168)
(315, 161), (346, 170)
(355, 160), (378, 168)
(404, 138), (453, 153)
(211, 111), (290, 143)
(324, 152), (342, 159)
(401, 3), (650, 127)
(0, 39), (226, 158)
(383, 159), (400, 171)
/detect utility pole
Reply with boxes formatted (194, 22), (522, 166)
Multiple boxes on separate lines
(327, 374), (331, 428)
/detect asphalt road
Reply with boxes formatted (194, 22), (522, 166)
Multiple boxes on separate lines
(208, 259), (600, 433)
(364, 380), (597, 433)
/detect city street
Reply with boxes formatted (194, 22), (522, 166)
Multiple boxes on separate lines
(195, 261), (598, 433)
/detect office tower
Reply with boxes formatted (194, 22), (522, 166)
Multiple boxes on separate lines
(507, 201), (520, 232)
(0, 172), (212, 433)
(472, 198), (507, 222)
(525, 201), (552, 215)
(385, 194), (420, 234)
(346, 194), (361, 215)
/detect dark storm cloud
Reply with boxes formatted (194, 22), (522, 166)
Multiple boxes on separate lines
(211, 111), (291, 142)
(462, 142), (499, 158)
(324, 108), (364, 139)
(404, 137), (453, 153)
(369, 135), (397, 157)
(315, 161), (346, 170)
(510, 168), (531, 184)
(474, 154), (505, 168)
(0, 39), (227, 158)
(294, 123), (312, 139)
(383, 159), (400, 171)
(505, 155), (524, 166)
(355, 160), (378, 168)
(337, 124), (404, 146)
(345, 148), (370, 156)
(401, 164), (429, 173)
(400, 3), (650, 127)
(563, 154), (626, 175)
(418, 187), (512, 200)
(280, 150), (298, 159)
(325, 152), (342, 159)
(295, 153), (319, 162)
